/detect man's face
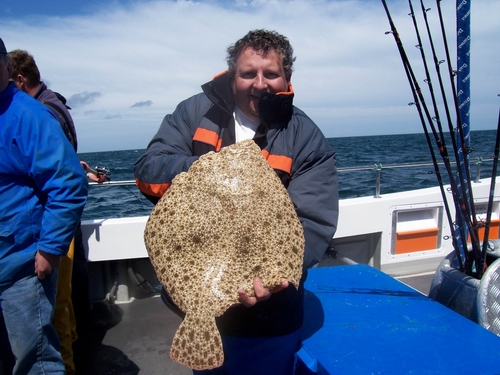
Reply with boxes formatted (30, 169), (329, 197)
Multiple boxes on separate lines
(231, 47), (289, 122)
(0, 56), (11, 93)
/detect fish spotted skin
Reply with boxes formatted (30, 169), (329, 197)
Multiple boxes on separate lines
(144, 139), (304, 370)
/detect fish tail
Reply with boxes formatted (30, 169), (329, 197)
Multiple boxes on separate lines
(170, 312), (224, 370)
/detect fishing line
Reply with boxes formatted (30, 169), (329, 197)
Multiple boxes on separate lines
(121, 185), (150, 209)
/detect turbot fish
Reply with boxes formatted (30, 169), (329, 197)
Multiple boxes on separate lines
(144, 139), (304, 370)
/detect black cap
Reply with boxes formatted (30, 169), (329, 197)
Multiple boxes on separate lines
(0, 38), (6, 54)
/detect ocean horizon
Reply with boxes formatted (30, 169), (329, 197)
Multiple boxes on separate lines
(79, 129), (498, 222)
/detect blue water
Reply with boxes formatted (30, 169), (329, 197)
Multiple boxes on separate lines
(79, 129), (497, 221)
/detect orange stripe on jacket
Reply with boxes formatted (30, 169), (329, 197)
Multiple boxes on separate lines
(261, 150), (292, 174)
(135, 178), (171, 198)
(193, 128), (220, 149)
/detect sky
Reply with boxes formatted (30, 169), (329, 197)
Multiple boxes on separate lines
(1, 0), (498, 152)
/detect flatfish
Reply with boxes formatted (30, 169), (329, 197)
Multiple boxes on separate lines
(144, 139), (304, 370)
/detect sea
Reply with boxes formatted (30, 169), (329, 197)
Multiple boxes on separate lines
(78, 129), (498, 222)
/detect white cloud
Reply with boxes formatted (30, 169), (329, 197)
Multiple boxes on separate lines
(1, 0), (498, 152)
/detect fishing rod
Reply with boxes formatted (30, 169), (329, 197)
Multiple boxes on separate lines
(435, 0), (475, 194)
(382, 0), (489, 275)
(381, 0), (470, 271)
(407, 0), (482, 275)
(434, 0), (483, 275)
(419, 0), (471, 205)
(406, 0), (467, 272)
(480, 108), (500, 272)
(410, 1), (445, 140)
(416, 0), (476, 272)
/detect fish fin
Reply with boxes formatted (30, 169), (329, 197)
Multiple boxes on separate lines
(170, 311), (224, 370)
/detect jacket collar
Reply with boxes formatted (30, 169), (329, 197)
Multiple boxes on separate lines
(32, 82), (47, 101)
(201, 71), (234, 116)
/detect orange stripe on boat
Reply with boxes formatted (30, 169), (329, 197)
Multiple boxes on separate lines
(395, 228), (439, 254)
(193, 128), (220, 148)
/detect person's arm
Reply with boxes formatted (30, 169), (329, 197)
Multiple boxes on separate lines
(239, 118), (338, 305)
(18, 107), (88, 259)
(134, 95), (207, 202)
(80, 161), (108, 182)
(260, 95), (339, 270)
(288, 119), (339, 270)
(34, 251), (61, 279)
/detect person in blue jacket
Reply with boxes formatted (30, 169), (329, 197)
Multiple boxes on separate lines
(135, 30), (339, 375)
(0, 37), (88, 375)
(8, 47), (89, 375)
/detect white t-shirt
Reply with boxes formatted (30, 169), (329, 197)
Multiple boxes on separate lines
(234, 106), (260, 143)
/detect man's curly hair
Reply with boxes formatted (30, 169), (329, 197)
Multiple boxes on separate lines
(226, 29), (295, 81)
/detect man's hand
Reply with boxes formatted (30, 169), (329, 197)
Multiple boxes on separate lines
(238, 277), (289, 308)
(34, 250), (61, 279)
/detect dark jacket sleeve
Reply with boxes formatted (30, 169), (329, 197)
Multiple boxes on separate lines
(134, 94), (209, 202)
(287, 113), (339, 269)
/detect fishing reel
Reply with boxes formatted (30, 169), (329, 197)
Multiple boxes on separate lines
(94, 166), (111, 181)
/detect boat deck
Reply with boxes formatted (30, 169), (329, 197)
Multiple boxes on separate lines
(71, 269), (434, 375)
